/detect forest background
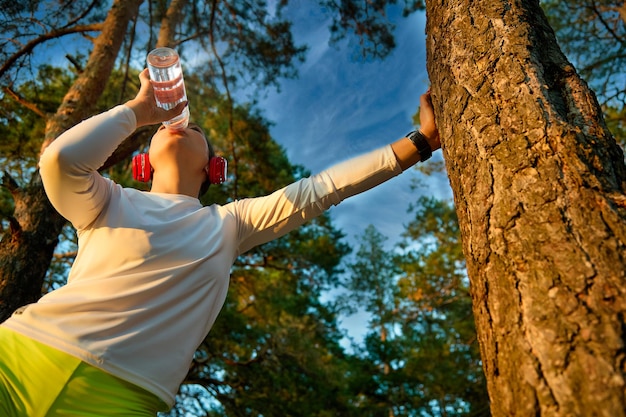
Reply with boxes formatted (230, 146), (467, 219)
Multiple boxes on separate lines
(0, 0), (624, 416)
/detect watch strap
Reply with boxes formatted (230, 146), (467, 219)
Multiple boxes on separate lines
(406, 130), (432, 162)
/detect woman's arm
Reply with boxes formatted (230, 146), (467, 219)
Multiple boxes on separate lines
(39, 106), (137, 229)
(233, 90), (441, 254)
(234, 144), (403, 254)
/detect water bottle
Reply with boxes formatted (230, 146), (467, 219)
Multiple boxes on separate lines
(146, 47), (190, 130)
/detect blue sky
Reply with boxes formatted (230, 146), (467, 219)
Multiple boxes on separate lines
(259, 7), (452, 248)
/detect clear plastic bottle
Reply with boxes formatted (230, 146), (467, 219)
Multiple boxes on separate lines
(146, 47), (189, 130)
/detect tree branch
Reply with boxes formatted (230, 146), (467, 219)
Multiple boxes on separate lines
(588, 0), (625, 45)
(60, 0), (101, 30)
(0, 23), (104, 80)
(1, 171), (19, 195)
(2, 86), (47, 119)
(65, 54), (84, 73)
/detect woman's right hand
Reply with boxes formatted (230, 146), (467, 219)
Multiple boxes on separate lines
(125, 69), (188, 128)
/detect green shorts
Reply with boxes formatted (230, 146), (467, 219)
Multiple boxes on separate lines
(0, 326), (168, 417)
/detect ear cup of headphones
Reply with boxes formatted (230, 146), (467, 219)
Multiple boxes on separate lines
(132, 153), (152, 182)
(208, 156), (227, 184)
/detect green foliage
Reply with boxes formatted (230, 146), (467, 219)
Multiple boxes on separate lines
(320, 0), (426, 60)
(344, 225), (400, 325)
(342, 196), (489, 416)
(97, 67), (142, 112)
(192, 268), (357, 417)
(0, 65), (73, 176)
(396, 196), (488, 416)
(322, 0), (397, 59)
(604, 103), (626, 149)
(0, 65), (74, 244)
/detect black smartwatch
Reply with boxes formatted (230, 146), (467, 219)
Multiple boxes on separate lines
(406, 130), (432, 162)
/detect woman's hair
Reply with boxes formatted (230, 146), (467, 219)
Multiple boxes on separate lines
(189, 123), (216, 198)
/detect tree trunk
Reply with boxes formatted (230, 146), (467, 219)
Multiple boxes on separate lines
(156, 0), (187, 48)
(425, 0), (626, 416)
(0, 0), (144, 322)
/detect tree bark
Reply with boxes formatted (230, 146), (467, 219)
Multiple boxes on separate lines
(425, 0), (626, 416)
(156, 0), (188, 48)
(0, 0), (144, 322)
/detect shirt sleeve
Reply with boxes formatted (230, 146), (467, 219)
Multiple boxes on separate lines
(233, 144), (403, 254)
(39, 105), (137, 230)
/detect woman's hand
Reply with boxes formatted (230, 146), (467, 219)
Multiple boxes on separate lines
(125, 69), (188, 128)
(391, 89), (442, 170)
(419, 90), (441, 152)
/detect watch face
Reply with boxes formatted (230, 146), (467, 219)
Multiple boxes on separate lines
(407, 131), (432, 161)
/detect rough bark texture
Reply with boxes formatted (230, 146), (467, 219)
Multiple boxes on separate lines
(0, 0), (144, 322)
(425, 0), (626, 416)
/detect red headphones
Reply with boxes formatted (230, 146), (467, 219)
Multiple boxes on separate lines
(132, 153), (227, 184)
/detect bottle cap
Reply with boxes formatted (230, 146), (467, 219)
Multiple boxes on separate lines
(147, 47), (179, 68)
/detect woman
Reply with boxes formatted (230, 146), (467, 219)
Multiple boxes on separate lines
(0, 69), (440, 416)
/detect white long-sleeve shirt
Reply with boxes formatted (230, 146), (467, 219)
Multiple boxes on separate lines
(1, 105), (402, 407)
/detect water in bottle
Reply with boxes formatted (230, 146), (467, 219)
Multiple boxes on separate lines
(146, 47), (189, 130)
